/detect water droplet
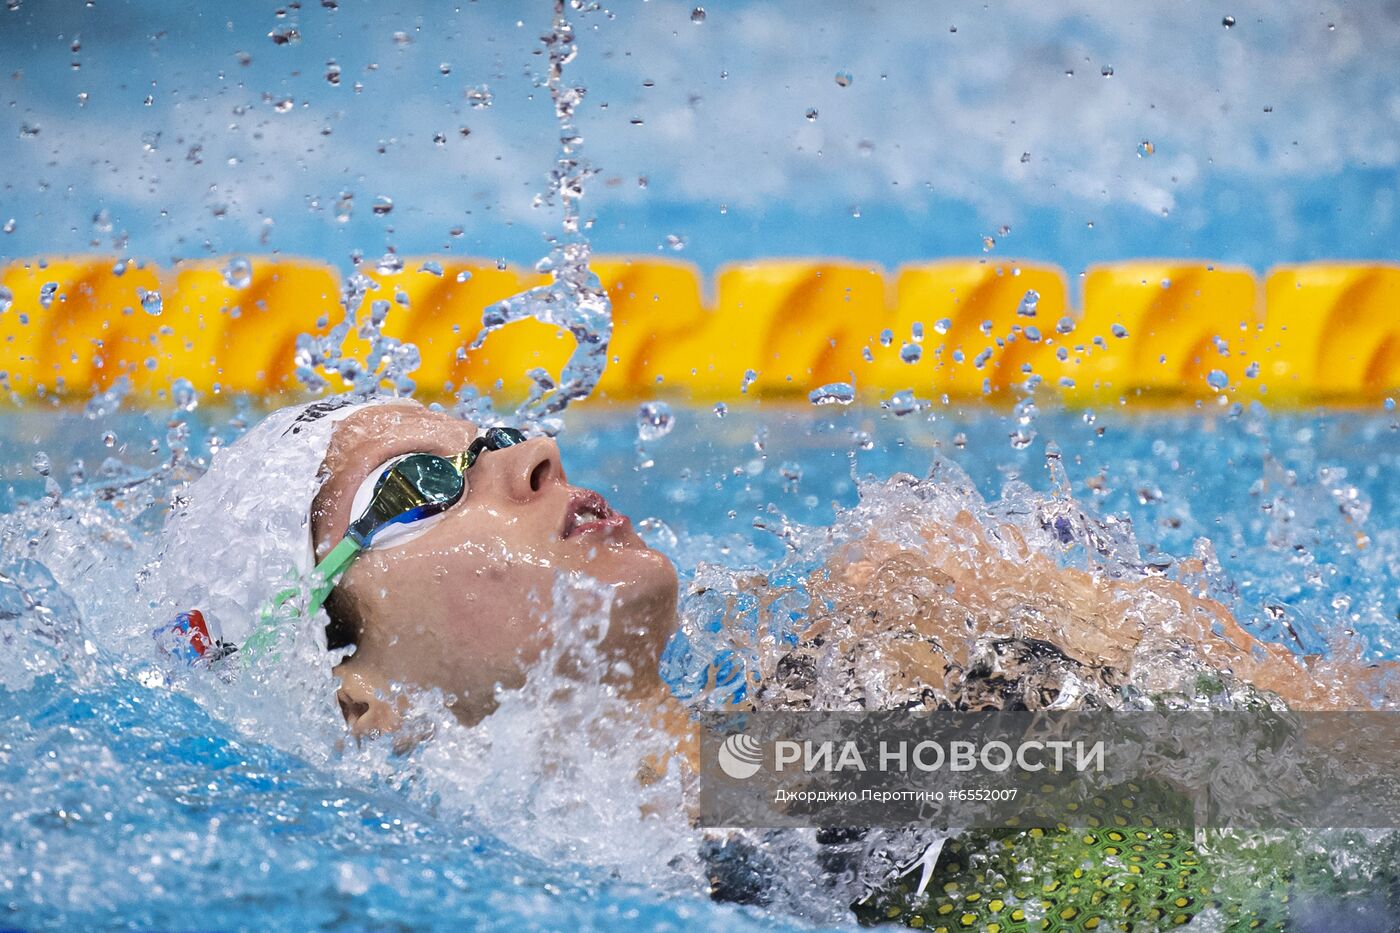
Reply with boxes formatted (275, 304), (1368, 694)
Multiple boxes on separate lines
(636, 400), (675, 441)
(0, 286), (10, 314)
(334, 191), (354, 223)
(713, 402), (727, 418)
(392, 30), (412, 47)
(1385, 397), (1396, 412)
(1100, 64), (1114, 77)
(740, 369), (758, 393)
(899, 342), (922, 364)
(982, 235), (996, 252)
(1110, 323), (1129, 338)
(1017, 289), (1040, 317)
(834, 70), (853, 87)
(171, 377), (198, 411)
(805, 108), (818, 121)
(1056, 316), (1076, 335)
(139, 287), (162, 316)
(1222, 15), (1235, 28)
(101, 431), (116, 447)
(31, 451), (51, 476)
(19, 122), (40, 139)
(372, 195), (394, 216)
(664, 234), (686, 251)
(273, 97), (294, 114)
(1020, 151), (1031, 163)
(1009, 429), (1035, 450)
(883, 390), (921, 416)
(221, 257), (252, 289)
(418, 260), (444, 277)
(39, 282), (58, 309)
(1206, 369), (1229, 391)
(325, 61), (341, 85)
(268, 26), (301, 45)
(1244, 361), (1260, 378)
(455, 270), (473, 283)
(690, 6), (706, 23)
(808, 382), (855, 406)
(466, 85), (493, 109)
(1, 218), (13, 234)
(1137, 140), (1154, 157)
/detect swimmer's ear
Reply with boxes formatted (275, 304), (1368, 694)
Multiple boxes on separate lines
(334, 667), (403, 737)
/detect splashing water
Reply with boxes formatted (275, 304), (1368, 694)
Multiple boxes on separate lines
(221, 256), (253, 289)
(3, 403), (1400, 927)
(284, 0), (613, 430)
(294, 270), (421, 397)
(808, 382), (855, 406)
(656, 411), (1400, 922)
(635, 399), (676, 468)
(457, 0), (613, 432)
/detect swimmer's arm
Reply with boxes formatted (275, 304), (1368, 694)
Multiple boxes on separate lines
(843, 513), (1395, 709)
(1119, 574), (1400, 709)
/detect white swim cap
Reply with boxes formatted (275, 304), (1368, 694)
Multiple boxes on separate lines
(150, 395), (388, 652)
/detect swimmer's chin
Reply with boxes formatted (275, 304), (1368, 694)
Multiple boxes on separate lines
(334, 665), (410, 740)
(334, 660), (505, 739)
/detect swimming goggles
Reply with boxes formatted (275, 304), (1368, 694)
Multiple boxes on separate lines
(240, 426), (527, 658)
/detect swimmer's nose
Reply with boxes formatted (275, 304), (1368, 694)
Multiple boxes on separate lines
(479, 436), (565, 503)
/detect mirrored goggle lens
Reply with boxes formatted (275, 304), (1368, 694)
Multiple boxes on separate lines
(347, 452), (465, 548)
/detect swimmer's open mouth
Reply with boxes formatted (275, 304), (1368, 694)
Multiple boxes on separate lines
(561, 488), (628, 539)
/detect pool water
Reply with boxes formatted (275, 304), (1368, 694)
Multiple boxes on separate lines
(2, 401), (1398, 930)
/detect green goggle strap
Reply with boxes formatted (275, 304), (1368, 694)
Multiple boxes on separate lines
(242, 537), (364, 660)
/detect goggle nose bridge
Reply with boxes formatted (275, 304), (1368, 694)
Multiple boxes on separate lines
(450, 425), (528, 473)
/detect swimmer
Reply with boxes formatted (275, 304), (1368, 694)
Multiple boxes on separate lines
(151, 396), (1397, 925)
(154, 397), (680, 735)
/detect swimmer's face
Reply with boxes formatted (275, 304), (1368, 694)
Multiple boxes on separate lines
(311, 402), (678, 724)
